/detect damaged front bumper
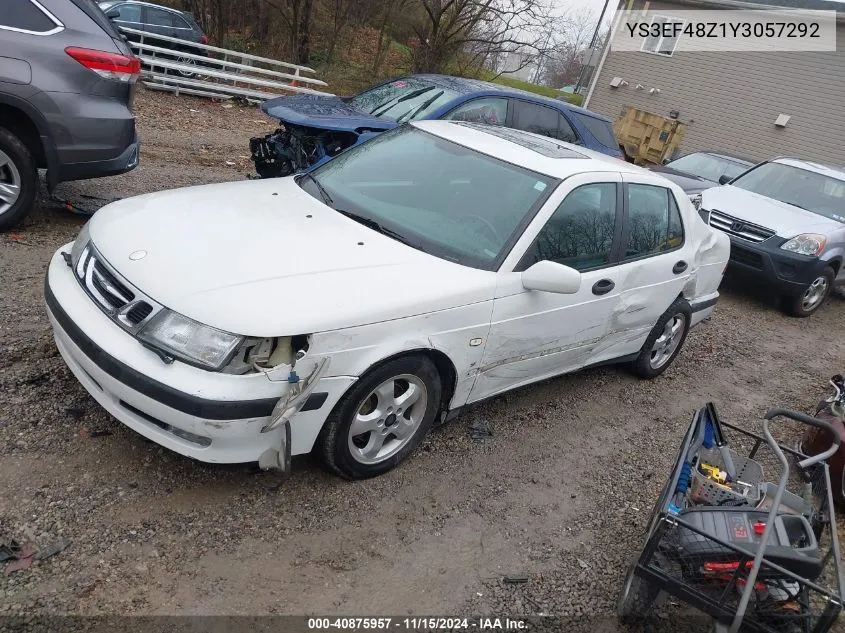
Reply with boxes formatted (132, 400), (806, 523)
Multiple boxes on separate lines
(44, 246), (353, 468)
(249, 124), (364, 179)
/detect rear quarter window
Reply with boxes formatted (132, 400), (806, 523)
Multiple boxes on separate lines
(1, 0), (58, 32)
(572, 112), (618, 149)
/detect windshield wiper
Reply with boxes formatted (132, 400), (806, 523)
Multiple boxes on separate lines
(396, 90), (444, 124)
(369, 86), (435, 117)
(335, 209), (425, 251)
(301, 171), (333, 206)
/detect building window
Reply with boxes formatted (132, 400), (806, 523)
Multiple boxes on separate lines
(641, 15), (685, 57)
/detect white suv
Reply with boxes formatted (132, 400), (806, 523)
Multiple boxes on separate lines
(45, 121), (729, 479)
(698, 158), (845, 317)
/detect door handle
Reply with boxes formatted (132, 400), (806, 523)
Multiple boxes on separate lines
(673, 261), (688, 274)
(591, 279), (615, 295)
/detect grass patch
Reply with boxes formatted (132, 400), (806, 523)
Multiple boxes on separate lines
(473, 72), (585, 105)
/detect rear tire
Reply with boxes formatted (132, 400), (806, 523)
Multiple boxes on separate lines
(631, 298), (692, 379)
(0, 127), (37, 231)
(617, 563), (659, 622)
(782, 268), (834, 317)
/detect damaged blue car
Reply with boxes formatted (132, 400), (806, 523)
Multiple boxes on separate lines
(249, 73), (625, 178)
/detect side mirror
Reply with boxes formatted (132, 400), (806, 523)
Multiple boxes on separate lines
(521, 260), (582, 294)
(718, 174), (732, 185)
(662, 158), (671, 165)
(106, 9), (120, 18)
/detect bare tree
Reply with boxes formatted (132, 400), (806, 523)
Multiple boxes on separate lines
(541, 7), (597, 88)
(408, 0), (555, 75)
(263, 0), (316, 63)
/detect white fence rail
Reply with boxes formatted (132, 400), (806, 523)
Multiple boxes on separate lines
(118, 26), (333, 101)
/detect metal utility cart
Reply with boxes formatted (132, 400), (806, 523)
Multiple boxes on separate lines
(618, 403), (844, 633)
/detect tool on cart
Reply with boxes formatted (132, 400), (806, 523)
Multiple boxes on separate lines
(617, 403), (843, 633)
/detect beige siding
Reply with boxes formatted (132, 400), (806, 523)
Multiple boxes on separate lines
(587, 2), (845, 165)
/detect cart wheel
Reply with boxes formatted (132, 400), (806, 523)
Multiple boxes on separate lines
(617, 563), (660, 622)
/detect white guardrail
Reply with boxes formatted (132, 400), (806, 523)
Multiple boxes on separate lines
(118, 26), (333, 101)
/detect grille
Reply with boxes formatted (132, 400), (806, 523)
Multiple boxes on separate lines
(74, 244), (162, 334)
(708, 210), (775, 243)
(126, 302), (154, 325)
(730, 245), (764, 270)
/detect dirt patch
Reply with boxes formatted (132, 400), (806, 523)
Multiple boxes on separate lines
(1, 88), (844, 630)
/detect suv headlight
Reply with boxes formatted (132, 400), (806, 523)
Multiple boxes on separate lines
(138, 309), (244, 370)
(780, 233), (826, 257)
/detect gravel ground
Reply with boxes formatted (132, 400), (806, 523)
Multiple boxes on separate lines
(1, 88), (844, 632)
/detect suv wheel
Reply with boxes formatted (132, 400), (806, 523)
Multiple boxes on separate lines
(0, 128), (37, 231)
(783, 268), (834, 317)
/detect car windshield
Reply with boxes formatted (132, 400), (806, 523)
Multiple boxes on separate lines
(299, 126), (557, 270)
(349, 78), (460, 123)
(668, 153), (751, 182)
(731, 162), (845, 223)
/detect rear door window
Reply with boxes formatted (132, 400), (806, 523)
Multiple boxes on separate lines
(623, 184), (684, 260)
(1, 0), (58, 32)
(171, 13), (191, 29)
(443, 98), (507, 126)
(512, 101), (562, 141)
(146, 7), (176, 26)
(571, 112), (618, 149)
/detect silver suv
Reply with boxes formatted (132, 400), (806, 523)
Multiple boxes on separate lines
(698, 158), (845, 316)
(0, 0), (140, 230)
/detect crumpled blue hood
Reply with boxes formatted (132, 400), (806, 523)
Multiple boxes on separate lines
(261, 94), (398, 133)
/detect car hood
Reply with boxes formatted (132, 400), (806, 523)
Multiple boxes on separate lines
(649, 166), (711, 194)
(88, 178), (496, 336)
(261, 94), (397, 133)
(700, 184), (843, 238)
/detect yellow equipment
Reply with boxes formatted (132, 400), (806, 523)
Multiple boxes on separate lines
(614, 106), (687, 166)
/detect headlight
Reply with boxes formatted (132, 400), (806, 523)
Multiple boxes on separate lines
(780, 233), (826, 257)
(70, 222), (91, 265)
(689, 193), (703, 211)
(138, 309), (244, 370)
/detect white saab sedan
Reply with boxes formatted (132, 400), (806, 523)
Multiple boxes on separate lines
(45, 121), (729, 479)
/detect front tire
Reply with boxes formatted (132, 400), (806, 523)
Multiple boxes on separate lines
(631, 298), (692, 379)
(782, 268), (834, 317)
(317, 355), (441, 479)
(0, 127), (37, 231)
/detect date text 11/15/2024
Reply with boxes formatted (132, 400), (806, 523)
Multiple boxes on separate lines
(307, 617), (527, 630)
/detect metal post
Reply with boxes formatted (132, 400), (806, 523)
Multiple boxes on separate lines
(574, 0), (613, 94)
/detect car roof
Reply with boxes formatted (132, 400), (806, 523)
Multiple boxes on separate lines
(406, 74), (613, 122)
(772, 157), (845, 181)
(411, 120), (645, 179)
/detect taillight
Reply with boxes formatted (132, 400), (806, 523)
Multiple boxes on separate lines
(65, 47), (141, 83)
(201, 34), (209, 44)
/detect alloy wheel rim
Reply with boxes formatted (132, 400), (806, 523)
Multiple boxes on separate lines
(649, 313), (686, 369)
(0, 149), (22, 216)
(347, 374), (428, 465)
(177, 56), (197, 77)
(802, 276), (829, 311)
